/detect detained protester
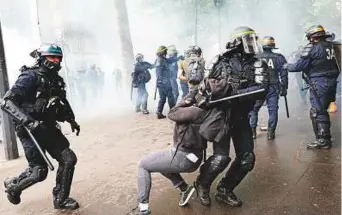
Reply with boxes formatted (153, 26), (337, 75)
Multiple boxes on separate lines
(134, 103), (227, 215)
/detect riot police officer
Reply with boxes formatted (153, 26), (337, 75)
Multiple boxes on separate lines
(155, 46), (175, 119)
(0, 43), (80, 210)
(193, 27), (269, 207)
(132, 53), (153, 114)
(167, 46), (180, 102)
(249, 36), (288, 140)
(285, 25), (340, 149)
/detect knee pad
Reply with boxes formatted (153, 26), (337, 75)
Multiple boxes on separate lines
(207, 155), (231, 173)
(31, 166), (49, 182)
(59, 148), (77, 167)
(19, 166), (48, 183)
(238, 152), (255, 172)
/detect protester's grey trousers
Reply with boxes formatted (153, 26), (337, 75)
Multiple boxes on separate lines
(138, 148), (202, 203)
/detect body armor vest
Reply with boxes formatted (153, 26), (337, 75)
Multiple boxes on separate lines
(259, 52), (279, 84)
(21, 68), (71, 122)
(310, 41), (339, 77)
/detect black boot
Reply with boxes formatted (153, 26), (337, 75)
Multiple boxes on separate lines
(53, 187), (79, 210)
(3, 166), (48, 205)
(252, 128), (256, 139)
(156, 112), (166, 119)
(194, 155), (231, 206)
(53, 161), (79, 210)
(215, 181), (242, 207)
(4, 178), (22, 205)
(307, 122), (332, 149)
(267, 128), (275, 140)
(307, 138), (332, 149)
(194, 180), (211, 206)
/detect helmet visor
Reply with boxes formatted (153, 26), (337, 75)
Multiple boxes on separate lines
(241, 33), (263, 54)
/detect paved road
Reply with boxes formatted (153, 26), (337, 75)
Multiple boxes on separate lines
(0, 91), (340, 215)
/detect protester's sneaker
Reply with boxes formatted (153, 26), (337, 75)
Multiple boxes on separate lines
(142, 110), (150, 115)
(179, 185), (196, 207)
(132, 207), (151, 215)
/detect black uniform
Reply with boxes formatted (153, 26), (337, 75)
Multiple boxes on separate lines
(1, 44), (80, 210)
(193, 26), (269, 207)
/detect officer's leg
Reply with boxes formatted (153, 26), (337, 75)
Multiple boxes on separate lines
(194, 135), (231, 206)
(307, 85), (332, 149)
(141, 85), (149, 114)
(166, 86), (176, 109)
(135, 85), (142, 112)
(267, 91), (279, 140)
(45, 126), (79, 210)
(180, 82), (189, 98)
(216, 117), (254, 207)
(171, 78), (179, 102)
(157, 87), (167, 118)
(4, 130), (48, 205)
(248, 99), (264, 139)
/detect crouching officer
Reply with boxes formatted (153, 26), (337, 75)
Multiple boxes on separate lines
(284, 25), (340, 149)
(249, 36), (288, 139)
(0, 43), (81, 210)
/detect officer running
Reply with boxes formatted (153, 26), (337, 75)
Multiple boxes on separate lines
(1, 43), (81, 210)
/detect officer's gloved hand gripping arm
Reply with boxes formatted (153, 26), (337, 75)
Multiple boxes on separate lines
(0, 72), (40, 131)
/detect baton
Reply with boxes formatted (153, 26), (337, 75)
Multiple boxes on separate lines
(153, 85), (157, 100)
(209, 88), (265, 104)
(284, 95), (290, 118)
(24, 127), (55, 171)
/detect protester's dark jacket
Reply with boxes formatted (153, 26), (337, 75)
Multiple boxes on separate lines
(168, 105), (227, 155)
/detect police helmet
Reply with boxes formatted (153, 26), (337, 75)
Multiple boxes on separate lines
(156, 45), (168, 56)
(135, 53), (144, 62)
(36, 43), (63, 72)
(262, 36), (277, 49)
(226, 26), (263, 54)
(187, 45), (202, 56)
(305, 25), (330, 40)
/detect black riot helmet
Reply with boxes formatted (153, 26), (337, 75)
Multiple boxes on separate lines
(262, 36), (277, 50)
(226, 26), (263, 54)
(156, 45), (168, 57)
(31, 43), (63, 73)
(305, 25), (330, 41)
(187, 45), (202, 57)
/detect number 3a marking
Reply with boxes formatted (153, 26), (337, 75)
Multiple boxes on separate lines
(326, 48), (335, 60)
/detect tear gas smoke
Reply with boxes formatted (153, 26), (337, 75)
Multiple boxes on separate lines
(0, 0), (340, 118)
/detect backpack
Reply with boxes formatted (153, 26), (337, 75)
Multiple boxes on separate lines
(185, 54), (205, 85)
(143, 70), (151, 83)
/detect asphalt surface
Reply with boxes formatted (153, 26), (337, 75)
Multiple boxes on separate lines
(0, 88), (340, 215)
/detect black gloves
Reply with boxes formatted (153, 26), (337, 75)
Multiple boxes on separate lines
(69, 120), (80, 136)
